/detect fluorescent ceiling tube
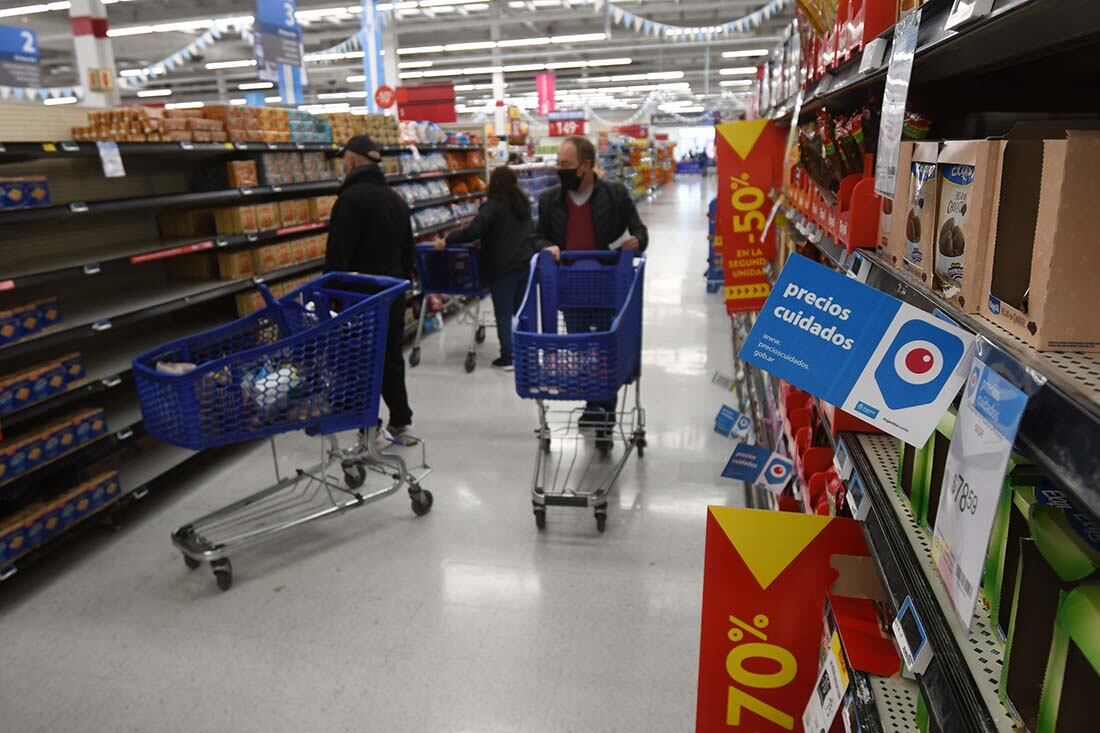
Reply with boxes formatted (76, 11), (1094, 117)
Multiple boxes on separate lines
(722, 49), (770, 58)
(238, 81), (274, 90)
(206, 59), (257, 70)
(136, 89), (172, 97)
(719, 67), (757, 75)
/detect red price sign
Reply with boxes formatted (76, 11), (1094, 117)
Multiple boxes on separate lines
(548, 119), (587, 136)
(374, 85), (396, 109)
(715, 120), (785, 314)
(696, 508), (871, 732)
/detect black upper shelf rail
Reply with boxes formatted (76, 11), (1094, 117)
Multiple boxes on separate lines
(0, 140), (483, 162)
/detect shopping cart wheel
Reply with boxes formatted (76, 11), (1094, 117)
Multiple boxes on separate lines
(183, 554), (201, 570)
(635, 433), (647, 458)
(475, 325), (486, 344)
(595, 512), (607, 533)
(541, 437), (551, 453)
(596, 434), (613, 456)
(464, 352), (477, 373)
(344, 465), (367, 490)
(409, 347), (421, 368)
(212, 559), (232, 591)
(412, 488), (434, 516)
(534, 509), (546, 530)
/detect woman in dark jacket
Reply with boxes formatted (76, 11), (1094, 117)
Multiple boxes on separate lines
(434, 166), (534, 370)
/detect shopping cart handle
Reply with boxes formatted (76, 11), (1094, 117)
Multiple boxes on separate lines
(255, 280), (279, 308)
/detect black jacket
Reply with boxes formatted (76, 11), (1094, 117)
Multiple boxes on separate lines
(533, 176), (649, 252)
(444, 198), (535, 284)
(324, 164), (414, 280)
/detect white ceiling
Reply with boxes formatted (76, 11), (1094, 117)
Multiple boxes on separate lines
(6, 0), (790, 117)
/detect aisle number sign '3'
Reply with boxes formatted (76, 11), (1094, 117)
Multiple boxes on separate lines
(716, 120), (786, 314)
(739, 254), (977, 446)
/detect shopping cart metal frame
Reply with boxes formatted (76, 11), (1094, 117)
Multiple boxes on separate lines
(134, 273), (434, 591)
(171, 428), (431, 590)
(409, 244), (491, 373)
(514, 250), (647, 532)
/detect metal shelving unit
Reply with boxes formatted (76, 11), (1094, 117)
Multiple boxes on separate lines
(0, 130), (488, 581)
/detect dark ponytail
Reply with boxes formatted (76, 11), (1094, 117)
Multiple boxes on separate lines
(488, 165), (531, 222)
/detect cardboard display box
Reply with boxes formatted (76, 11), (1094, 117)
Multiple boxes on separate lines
(981, 123), (1100, 351)
(932, 140), (1004, 312)
(880, 141), (914, 267)
(217, 250), (254, 280)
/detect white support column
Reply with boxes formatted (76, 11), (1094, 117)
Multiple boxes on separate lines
(381, 23), (399, 89)
(69, 0), (118, 107)
(491, 24), (506, 136)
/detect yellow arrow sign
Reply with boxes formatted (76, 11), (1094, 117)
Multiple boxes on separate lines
(725, 283), (771, 300)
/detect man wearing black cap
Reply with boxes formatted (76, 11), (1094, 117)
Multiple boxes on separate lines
(325, 134), (416, 442)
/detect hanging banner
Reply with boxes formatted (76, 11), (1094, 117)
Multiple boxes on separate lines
(536, 72), (556, 116)
(738, 254), (977, 446)
(721, 444), (794, 494)
(362, 0), (387, 113)
(696, 508), (871, 732)
(715, 120), (785, 314)
(0, 24), (40, 88)
(255, 0), (303, 67)
(874, 8), (921, 198)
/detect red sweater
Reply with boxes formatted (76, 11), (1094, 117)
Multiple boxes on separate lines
(565, 195), (597, 251)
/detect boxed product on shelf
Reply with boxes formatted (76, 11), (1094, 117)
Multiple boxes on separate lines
(254, 202), (280, 231)
(227, 160), (259, 188)
(308, 195), (336, 221)
(880, 141), (914, 266)
(0, 298), (61, 347)
(900, 141), (939, 285)
(980, 123), (1100, 351)
(252, 242), (293, 275)
(278, 199), (304, 227)
(214, 205), (259, 235)
(0, 175), (50, 210)
(216, 249), (254, 280)
(0, 407), (106, 485)
(85, 470), (122, 509)
(932, 140), (1003, 312)
(0, 352), (85, 416)
(235, 290), (266, 317)
(0, 509), (30, 565)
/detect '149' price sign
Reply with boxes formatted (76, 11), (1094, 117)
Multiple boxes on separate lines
(548, 119), (587, 136)
(715, 120), (785, 314)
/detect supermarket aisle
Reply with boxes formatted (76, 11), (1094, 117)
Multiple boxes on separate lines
(0, 177), (743, 733)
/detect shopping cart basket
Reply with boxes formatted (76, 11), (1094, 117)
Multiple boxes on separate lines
(133, 273), (433, 591)
(409, 244), (493, 373)
(513, 249), (646, 532)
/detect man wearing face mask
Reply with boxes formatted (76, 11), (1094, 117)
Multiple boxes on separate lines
(533, 135), (649, 432)
(535, 135), (649, 261)
(325, 135), (416, 444)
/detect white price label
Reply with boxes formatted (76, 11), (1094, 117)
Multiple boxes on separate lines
(874, 9), (921, 198)
(932, 359), (1028, 629)
(96, 141), (126, 179)
(892, 596), (932, 674)
(802, 631), (850, 732)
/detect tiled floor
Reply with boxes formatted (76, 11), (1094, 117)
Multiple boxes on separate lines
(0, 177), (745, 732)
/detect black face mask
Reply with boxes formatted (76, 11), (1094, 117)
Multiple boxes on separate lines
(558, 166), (584, 191)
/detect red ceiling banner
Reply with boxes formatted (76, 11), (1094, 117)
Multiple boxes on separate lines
(536, 72), (556, 116)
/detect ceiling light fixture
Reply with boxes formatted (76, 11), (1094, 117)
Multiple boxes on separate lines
(722, 49), (770, 58)
(0, 3), (72, 19)
(136, 89), (172, 97)
(205, 59), (258, 70)
(265, 96), (283, 103)
(550, 33), (607, 44)
(399, 60), (433, 69)
(398, 45), (445, 55)
(230, 98), (247, 105)
(444, 41), (497, 51)
(238, 81), (274, 90)
(719, 67), (757, 75)
(496, 37), (550, 48)
(165, 101), (205, 110)
(44, 96), (78, 105)
(346, 74), (366, 83)
(119, 69), (144, 77)
(719, 79), (753, 87)
(586, 57), (632, 67)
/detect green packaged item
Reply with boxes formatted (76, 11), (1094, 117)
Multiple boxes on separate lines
(1038, 584), (1100, 732)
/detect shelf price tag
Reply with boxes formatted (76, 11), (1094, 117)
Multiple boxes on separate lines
(874, 8), (922, 198)
(91, 319), (112, 332)
(892, 596), (933, 674)
(802, 602), (850, 733)
(931, 351), (1029, 629)
(69, 201), (89, 213)
(82, 262), (101, 275)
(96, 141), (126, 179)
(60, 140), (80, 153)
(179, 141), (195, 151)
(832, 436), (852, 480)
(847, 471), (869, 521)
(945, 0), (996, 30)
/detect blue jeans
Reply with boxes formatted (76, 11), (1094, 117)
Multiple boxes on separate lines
(490, 268), (528, 360)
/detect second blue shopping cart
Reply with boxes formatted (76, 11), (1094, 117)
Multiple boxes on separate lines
(409, 244), (493, 373)
(513, 249), (646, 532)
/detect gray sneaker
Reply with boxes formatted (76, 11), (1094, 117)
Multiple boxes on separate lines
(386, 424), (419, 446)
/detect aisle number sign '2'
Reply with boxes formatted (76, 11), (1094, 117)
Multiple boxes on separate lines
(696, 508), (871, 732)
(716, 120), (786, 314)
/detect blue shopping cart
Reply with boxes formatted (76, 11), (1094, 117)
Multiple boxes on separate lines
(409, 244), (491, 373)
(134, 273), (433, 591)
(513, 249), (646, 532)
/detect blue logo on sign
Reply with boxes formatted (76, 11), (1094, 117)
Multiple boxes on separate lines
(762, 457), (792, 486)
(854, 401), (879, 419)
(988, 295), (1001, 315)
(736, 416), (751, 432)
(874, 320), (965, 410)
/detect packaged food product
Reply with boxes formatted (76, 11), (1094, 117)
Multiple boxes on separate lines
(215, 205), (259, 235)
(254, 202), (280, 230)
(902, 142), (939, 284)
(217, 250), (254, 280)
(227, 160), (259, 188)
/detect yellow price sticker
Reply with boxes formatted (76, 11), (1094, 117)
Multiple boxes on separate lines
(725, 283), (771, 301)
